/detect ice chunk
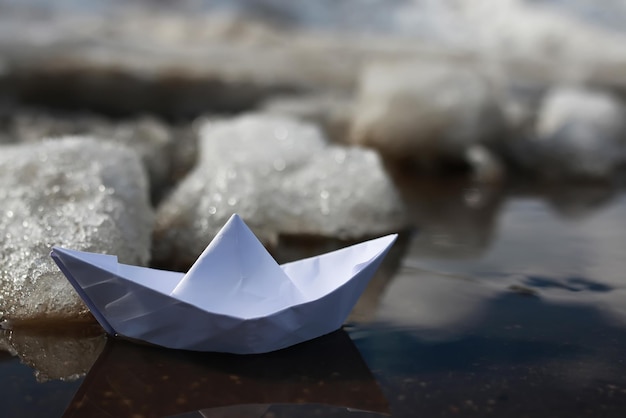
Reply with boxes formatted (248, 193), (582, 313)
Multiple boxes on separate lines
(532, 87), (626, 180)
(0, 138), (153, 321)
(349, 61), (505, 167)
(260, 93), (353, 143)
(0, 112), (174, 201)
(154, 114), (407, 267)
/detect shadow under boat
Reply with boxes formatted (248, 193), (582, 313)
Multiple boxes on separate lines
(63, 330), (389, 418)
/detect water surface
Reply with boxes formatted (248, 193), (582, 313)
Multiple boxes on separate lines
(3, 185), (626, 417)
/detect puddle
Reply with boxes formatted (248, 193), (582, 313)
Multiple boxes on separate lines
(3, 185), (626, 417)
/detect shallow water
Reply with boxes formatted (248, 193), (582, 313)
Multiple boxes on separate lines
(3, 185), (626, 417)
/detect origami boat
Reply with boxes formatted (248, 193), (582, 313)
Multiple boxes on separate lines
(50, 214), (397, 354)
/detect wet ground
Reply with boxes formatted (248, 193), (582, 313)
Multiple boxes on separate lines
(2, 183), (626, 417)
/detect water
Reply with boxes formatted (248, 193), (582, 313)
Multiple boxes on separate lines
(0, 360), (82, 417)
(3, 184), (626, 417)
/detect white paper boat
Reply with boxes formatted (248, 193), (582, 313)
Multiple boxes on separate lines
(50, 214), (397, 354)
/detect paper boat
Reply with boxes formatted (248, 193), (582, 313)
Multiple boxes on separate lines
(51, 214), (397, 354)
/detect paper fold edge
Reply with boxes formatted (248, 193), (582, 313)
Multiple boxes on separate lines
(50, 246), (117, 335)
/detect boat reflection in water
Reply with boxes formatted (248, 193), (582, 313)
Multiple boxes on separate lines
(63, 330), (388, 418)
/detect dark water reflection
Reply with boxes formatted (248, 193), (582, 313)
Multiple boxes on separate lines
(0, 358), (83, 417)
(3, 184), (626, 417)
(63, 330), (387, 418)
